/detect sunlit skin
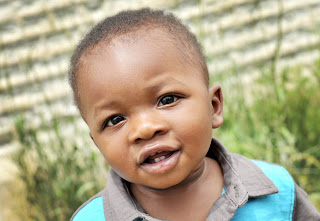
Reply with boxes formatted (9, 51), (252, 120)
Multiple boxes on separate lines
(77, 29), (224, 221)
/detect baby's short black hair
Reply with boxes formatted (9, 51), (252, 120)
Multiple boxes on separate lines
(69, 8), (209, 110)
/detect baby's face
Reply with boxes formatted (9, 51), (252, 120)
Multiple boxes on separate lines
(77, 29), (222, 189)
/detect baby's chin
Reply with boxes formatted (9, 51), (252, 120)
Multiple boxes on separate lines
(119, 158), (207, 191)
(130, 172), (201, 192)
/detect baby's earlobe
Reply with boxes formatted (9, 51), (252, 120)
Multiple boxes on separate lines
(209, 84), (223, 128)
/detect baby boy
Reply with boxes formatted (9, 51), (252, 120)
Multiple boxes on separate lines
(69, 8), (319, 221)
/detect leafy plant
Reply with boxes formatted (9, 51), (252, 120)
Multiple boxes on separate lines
(12, 115), (107, 221)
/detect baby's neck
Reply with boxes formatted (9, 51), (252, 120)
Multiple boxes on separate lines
(130, 157), (224, 221)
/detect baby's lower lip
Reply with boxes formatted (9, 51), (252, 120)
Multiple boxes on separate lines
(140, 150), (180, 174)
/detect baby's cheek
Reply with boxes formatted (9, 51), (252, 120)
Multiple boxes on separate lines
(96, 142), (118, 165)
(184, 105), (212, 144)
(176, 115), (211, 150)
(111, 163), (135, 182)
(186, 107), (212, 131)
(105, 148), (137, 178)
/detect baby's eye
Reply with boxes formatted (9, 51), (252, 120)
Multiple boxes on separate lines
(159, 95), (178, 106)
(104, 115), (125, 128)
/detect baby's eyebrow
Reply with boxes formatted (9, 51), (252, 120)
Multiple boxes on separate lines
(94, 100), (118, 118)
(143, 78), (186, 92)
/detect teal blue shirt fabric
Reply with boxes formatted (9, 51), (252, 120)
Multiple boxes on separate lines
(231, 160), (295, 220)
(73, 197), (104, 221)
(71, 138), (319, 221)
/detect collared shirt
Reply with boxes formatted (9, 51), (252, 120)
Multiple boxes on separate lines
(71, 138), (320, 221)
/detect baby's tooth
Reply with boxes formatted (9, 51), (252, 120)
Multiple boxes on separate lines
(160, 156), (166, 160)
(157, 151), (162, 153)
(150, 153), (156, 156)
(154, 158), (160, 163)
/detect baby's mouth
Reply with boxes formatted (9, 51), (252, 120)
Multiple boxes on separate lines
(140, 149), (181, 174)
(142, 151), (177, 164)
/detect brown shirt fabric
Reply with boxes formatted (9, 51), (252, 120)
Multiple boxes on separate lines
(71, 138), (320, 220)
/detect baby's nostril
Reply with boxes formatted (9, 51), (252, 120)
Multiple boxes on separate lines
(155, 130), (161, 134)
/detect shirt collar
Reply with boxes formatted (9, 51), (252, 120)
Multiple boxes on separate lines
(102, 137), (278, 221)
(208, 138), (278, 199)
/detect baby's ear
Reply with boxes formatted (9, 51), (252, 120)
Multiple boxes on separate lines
(209, 84), (223, 128)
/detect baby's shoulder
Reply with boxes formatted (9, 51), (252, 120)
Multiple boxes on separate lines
(230, 152), (295, 193)
(231, 158), (296, 220)
(71, 192), (105, 221)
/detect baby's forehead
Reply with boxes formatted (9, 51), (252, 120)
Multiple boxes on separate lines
(84, 28), (201, 73)
(82, 29), (191, 76)
(86, 28), (179, 56)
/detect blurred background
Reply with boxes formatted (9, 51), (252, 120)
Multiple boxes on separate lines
(0, 0), (319, 220)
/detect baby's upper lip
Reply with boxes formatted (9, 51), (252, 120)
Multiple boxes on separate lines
(137, 144), (179, 165)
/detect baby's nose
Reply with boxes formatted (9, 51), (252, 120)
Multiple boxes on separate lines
(129, 112), (168, 143)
